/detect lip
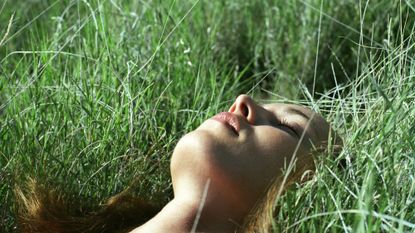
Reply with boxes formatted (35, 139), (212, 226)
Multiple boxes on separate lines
(211, 112), (240, 135)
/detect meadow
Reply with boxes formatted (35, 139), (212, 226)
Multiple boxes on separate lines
(0, 0), (414, 232)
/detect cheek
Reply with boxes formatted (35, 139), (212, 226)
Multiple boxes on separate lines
(246, 129), (305, 178)
(253, 128), (297, 159)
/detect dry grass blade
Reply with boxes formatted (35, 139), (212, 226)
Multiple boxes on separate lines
(0, 12), (14, 47)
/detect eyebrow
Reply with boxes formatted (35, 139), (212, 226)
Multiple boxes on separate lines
(263, 104), (312, 122)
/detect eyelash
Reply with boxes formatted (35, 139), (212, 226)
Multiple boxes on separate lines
(276, 118), (299, 137)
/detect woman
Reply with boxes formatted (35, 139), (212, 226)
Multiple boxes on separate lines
(16, 95), (341, 233)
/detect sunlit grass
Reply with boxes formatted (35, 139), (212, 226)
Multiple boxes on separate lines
(0, 0), (414, 232)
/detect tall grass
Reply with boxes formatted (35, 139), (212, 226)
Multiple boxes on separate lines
(0, 0), (414, 232)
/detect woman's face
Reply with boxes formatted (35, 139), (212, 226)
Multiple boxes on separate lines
(170, 95), (331, 210)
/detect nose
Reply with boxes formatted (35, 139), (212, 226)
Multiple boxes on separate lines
(229, 94), (266, 124)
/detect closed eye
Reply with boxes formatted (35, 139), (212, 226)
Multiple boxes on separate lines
(281, 120), (299, 137)
(272, 118), (299, 137)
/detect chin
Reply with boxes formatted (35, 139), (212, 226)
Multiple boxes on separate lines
(170, 129), (232, 194)
(172, 129), (219, 160)
(170, 128), (231, 178)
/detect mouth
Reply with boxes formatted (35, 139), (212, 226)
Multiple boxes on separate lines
(211, 112), (240, 135)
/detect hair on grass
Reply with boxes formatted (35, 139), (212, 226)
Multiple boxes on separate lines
(14, 178), (161, 233)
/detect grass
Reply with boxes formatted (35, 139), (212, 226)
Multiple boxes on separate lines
(0, 0), (414, 232)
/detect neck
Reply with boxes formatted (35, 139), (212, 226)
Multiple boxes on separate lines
(130, 196), (246, 233)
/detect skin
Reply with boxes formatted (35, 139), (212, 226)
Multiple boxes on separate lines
(131, 95), (331, 233)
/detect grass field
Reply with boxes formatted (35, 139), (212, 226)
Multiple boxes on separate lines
(1, 0), (414, 232)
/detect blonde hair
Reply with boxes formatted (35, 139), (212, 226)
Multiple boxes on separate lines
(14, 178), (161, 233)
